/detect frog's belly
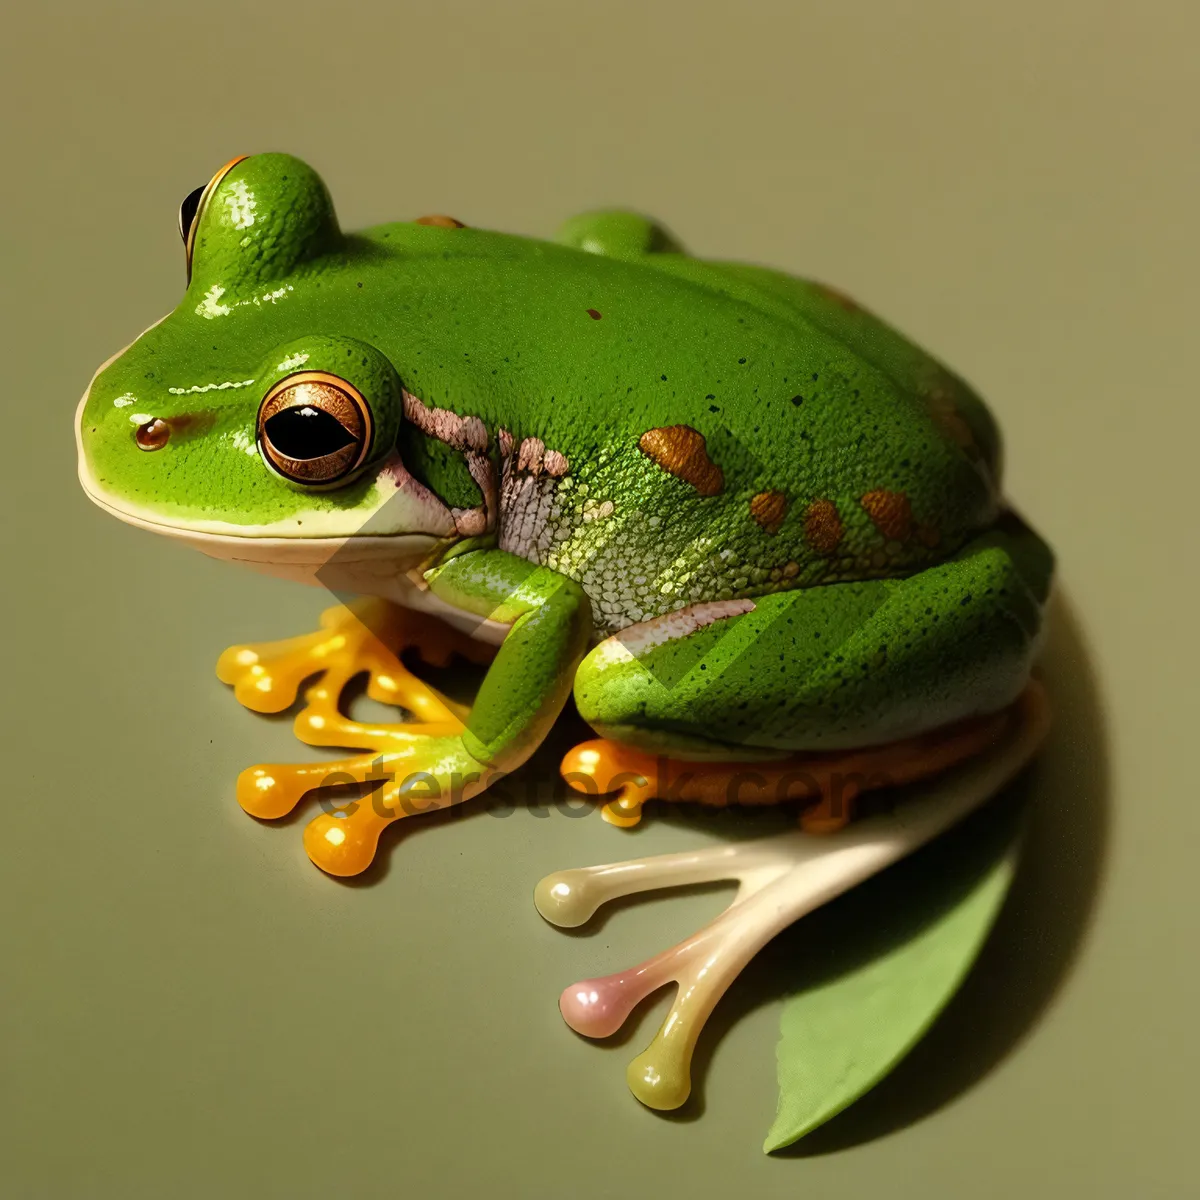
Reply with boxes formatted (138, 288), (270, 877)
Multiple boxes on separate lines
(208, 533), (512, 645)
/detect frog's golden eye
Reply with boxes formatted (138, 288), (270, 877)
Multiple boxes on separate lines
(256, 372), (373, 487)
(179, 155), (249, 282)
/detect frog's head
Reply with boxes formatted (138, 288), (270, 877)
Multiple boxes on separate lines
(76, 154), (461, 598)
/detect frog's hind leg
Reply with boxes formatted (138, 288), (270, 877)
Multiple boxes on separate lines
(566, 523), (1052, 829)
(542, 680), (1049, 1111)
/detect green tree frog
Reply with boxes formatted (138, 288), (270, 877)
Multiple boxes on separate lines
(76, 153), (1053, 877)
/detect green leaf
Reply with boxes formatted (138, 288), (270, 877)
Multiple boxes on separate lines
(764, 796), (1023, 1153)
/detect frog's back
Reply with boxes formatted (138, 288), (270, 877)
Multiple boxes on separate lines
(458, 244), (1001, 631)
(355, 226), (1002, 632)
(601, 250), (1001, 497)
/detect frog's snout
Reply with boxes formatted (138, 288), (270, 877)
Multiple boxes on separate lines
(75, 370), (445, 600)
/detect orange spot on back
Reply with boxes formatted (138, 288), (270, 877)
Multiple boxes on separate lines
(415, 215), (466, 229)
(638, 426), (724, 496)
(750, 490), (788, 534)
(804, 499), (844, 555)
(860, 489), (913, 542)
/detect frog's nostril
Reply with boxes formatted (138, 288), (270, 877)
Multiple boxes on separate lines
(135, 418), (170, 451)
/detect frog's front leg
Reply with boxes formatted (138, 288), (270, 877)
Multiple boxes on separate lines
(218, 553), (592, 876)
(217, 596), (488, 720)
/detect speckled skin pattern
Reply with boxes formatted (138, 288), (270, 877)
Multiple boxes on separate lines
(77, 153), (1053, 761)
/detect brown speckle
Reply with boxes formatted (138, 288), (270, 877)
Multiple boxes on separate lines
(926, 389), (977, 454)
(638, 425), (724, 496)
(517, 437), (546, 476)
(459, 416), (488, 453)
(813, 281), (862, 312)
(402, 389), (487, 452)
(415, 215), (466, 229)
(750, 490), (788, 534)
(586, 309), (602, 320)
(916, 521), (942, 548)
(804, 498), (844, 555)
(861, 489), (913, 542)
(452, 507), (487, 536)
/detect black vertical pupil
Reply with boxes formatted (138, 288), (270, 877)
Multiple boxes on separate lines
(264, 406), (357, 460)
(178, 184), (206, 243)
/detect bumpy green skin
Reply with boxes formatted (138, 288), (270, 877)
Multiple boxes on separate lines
(576, 514), (1052, 755)
(77, 153), (1054, 763)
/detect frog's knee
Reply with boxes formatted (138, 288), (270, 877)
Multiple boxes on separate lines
(572, 601), (765, 756)
(574, 638), (647, 733)
(556, 210), (684, 259)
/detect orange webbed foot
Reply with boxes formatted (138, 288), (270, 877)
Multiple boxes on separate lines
(219, 599), (494, 875)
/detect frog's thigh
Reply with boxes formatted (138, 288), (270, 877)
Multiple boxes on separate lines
(573, 529), (1049, 757)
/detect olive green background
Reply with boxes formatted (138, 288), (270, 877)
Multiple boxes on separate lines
(1, 2), (1194, 1196)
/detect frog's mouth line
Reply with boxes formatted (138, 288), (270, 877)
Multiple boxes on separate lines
(78, 480), (436, 561)
(79, 463), (431, 562)
(78, 467), (514, 638)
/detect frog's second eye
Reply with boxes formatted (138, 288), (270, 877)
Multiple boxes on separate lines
(179, 155), (249, 281)
(257, 372), (373, 487)
(177, 185), (206, 245)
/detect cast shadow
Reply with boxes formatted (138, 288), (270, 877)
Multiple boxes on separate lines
(703, 589), (1109, 1152)
(230, 587), (1108, 1141)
